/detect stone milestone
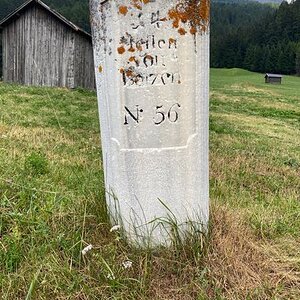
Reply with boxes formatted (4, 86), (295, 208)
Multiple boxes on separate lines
(90, 0), (210, 246)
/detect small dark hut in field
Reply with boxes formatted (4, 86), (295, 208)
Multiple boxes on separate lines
(0, 0), (95, 89)
(265, 73), (283, 84)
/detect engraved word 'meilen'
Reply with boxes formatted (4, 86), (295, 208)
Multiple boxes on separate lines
(119, 34), (178, 53)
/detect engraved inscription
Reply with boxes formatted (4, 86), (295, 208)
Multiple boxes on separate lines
(154, 103), (181, 125)
(118, 27), (180, 88)
(124, 105), (144, 125)
(117, 7), (184, 129)
(121, 71), (181, 87)
(112, 1), (200, 149)
(124, 103), (182, 126)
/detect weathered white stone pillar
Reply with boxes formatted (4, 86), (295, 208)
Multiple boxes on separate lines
(90, 0), (210, 246)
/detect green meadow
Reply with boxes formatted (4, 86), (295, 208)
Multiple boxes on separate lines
(0, 68), (299, 299)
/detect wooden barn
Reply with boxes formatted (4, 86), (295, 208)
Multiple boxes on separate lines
(0, 0), (95, 89)
(265, 73), (283, 84)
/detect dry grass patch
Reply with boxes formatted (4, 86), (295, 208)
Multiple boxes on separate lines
(262, 238), (300, 292)
(260, 100), (298, 112)
(0, 123), (101, 167)
(207, 205), (273, 299)
(229, 83), (279, 97)
(213, 112), (300, 143)
(210, 91), (232, 102)
(206, 205), (300, 300)
(5, 125), (75, 146)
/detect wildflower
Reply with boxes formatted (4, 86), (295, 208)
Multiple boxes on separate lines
(81, 244), (93, 256)
(110, 225), (121, 232)
(107, 273), (116, 280)
(122, 260), (133, 269)
(5, 179), (13, 185)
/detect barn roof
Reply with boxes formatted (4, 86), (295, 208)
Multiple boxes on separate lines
(0, 0), (91, 39)
(265, 73), (283, 78)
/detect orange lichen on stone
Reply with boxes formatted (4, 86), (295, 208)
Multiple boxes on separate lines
(199, 0), (210, 25)
(168, 0), (210, 35)
(120, 66), (141, 83)
(128, 56), (140, 66)
(131, 0), (150, 10)
(178, 28), (187, 35)
(125, 69), (134, 77)
(190, 26), (197, 35)
(169, 38), (176, 44)
(168, 9), (180, 28)
(119, 6), (128, 16)
(117, 46), (126, 54)
(128, 46), (136, 52)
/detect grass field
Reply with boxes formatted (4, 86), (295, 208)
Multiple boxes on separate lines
(0, 68), (299, 299)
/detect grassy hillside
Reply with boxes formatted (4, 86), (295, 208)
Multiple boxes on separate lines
(0, 69), (299, 299)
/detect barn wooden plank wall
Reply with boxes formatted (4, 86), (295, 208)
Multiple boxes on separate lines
(74, 34), (95, 90)
(2, 5), (95, 89)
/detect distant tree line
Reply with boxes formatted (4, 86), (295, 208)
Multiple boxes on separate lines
(0, 0), (300, 77)
(211, 0), (300, 75)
